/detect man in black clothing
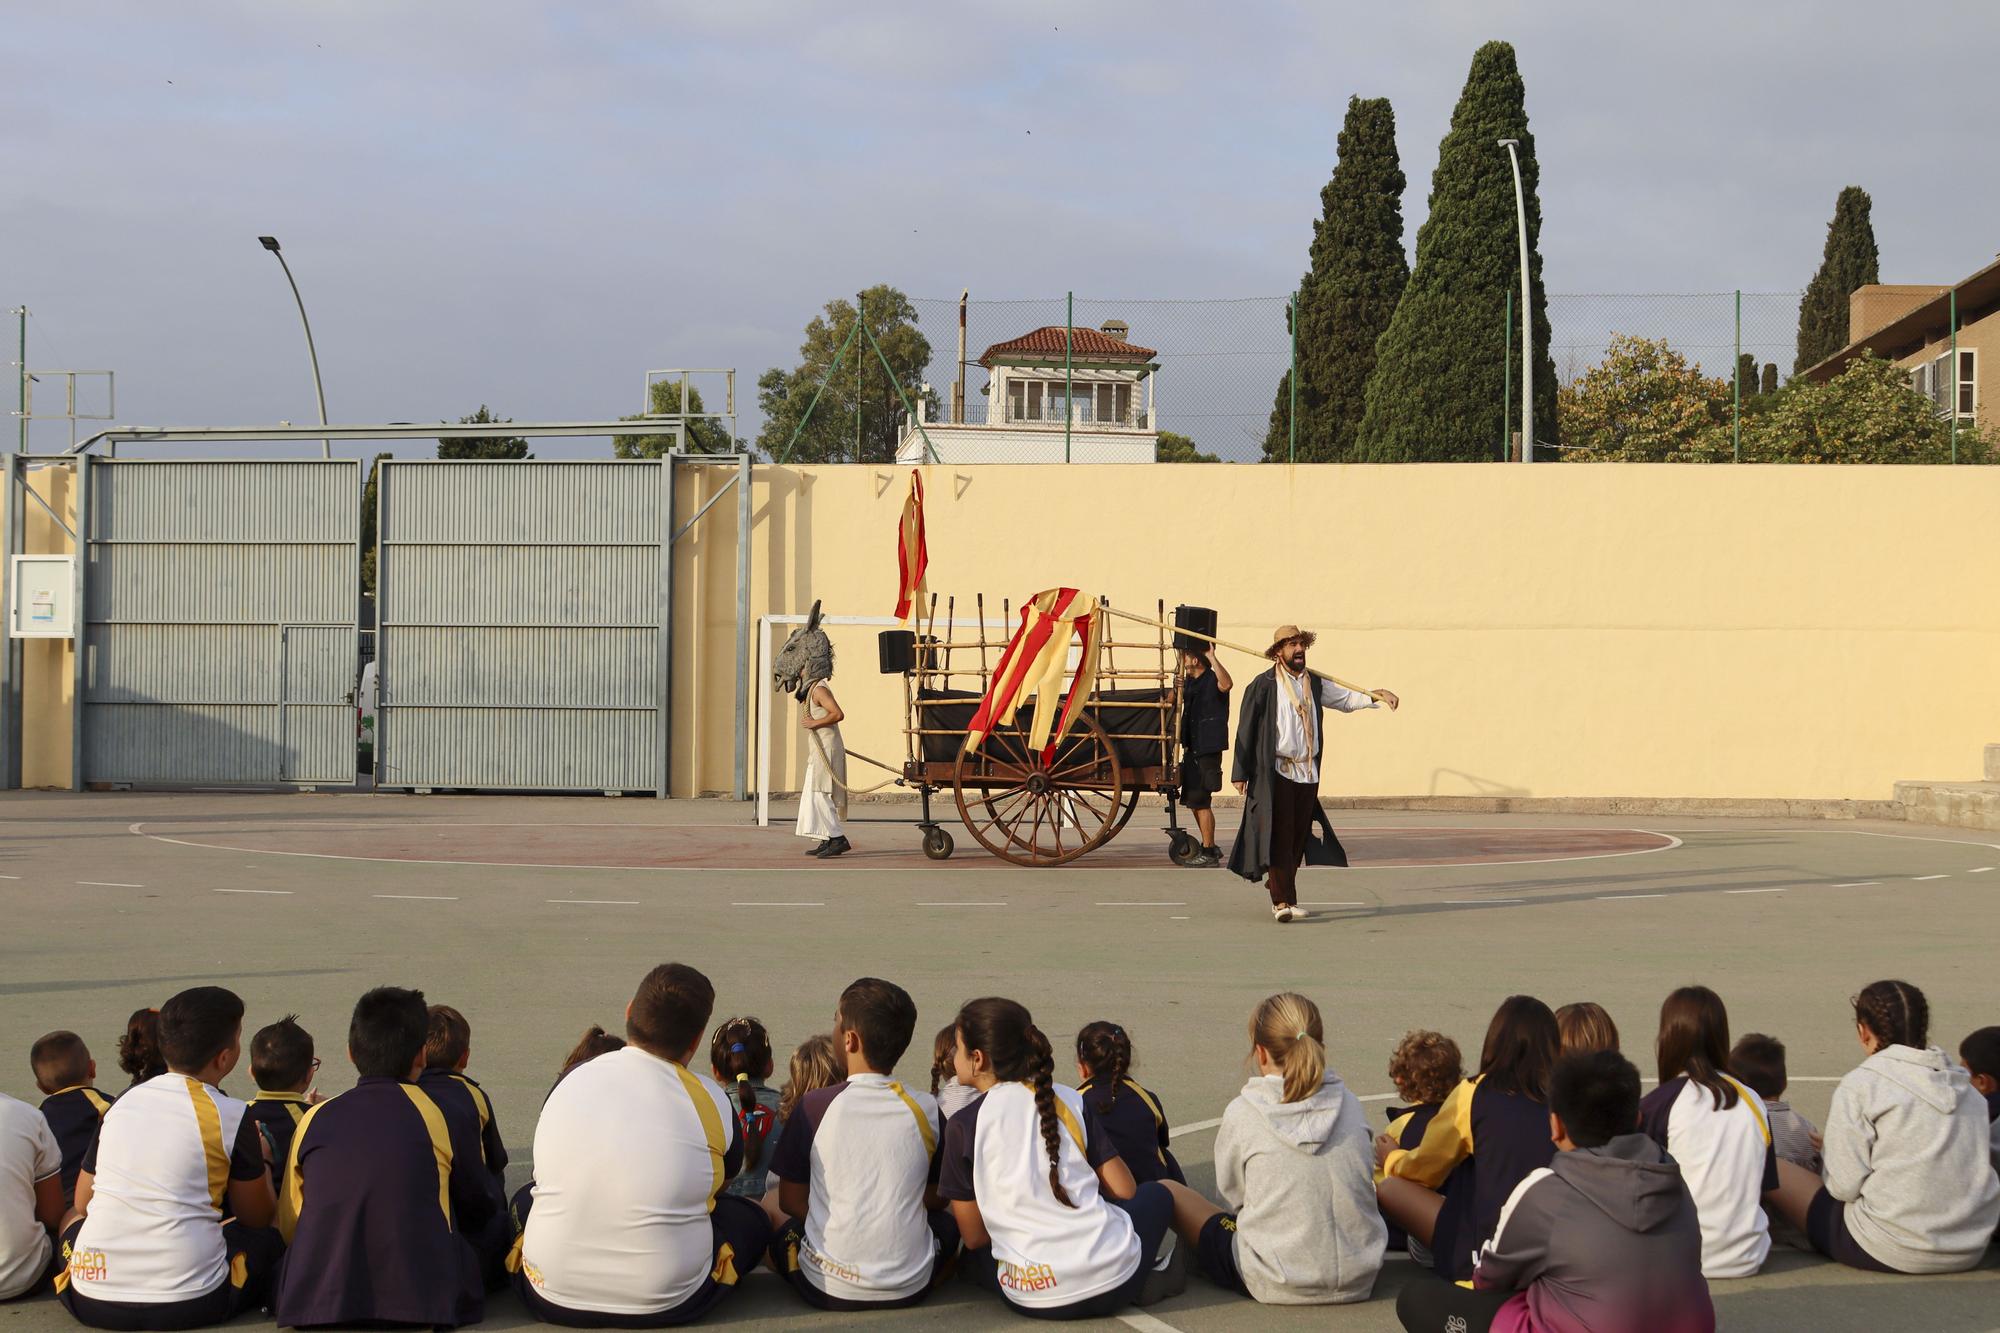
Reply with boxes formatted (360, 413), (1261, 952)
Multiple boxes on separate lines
(1178, 648), (1233, 866)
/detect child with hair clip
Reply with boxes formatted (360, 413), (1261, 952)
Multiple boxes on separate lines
(116, 1007), (166, 1088)
(1162, 993), (1384, 1305)
(930, 1024), (978, 1121)
(780, 1034), (842, 1124)
(1076, 1022), (1184, 1186)
(936, 997), (1173, 1320)
(711, 1017), (782, 1200)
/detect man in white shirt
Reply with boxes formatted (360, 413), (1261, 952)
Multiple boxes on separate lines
(513, 963), (772, 1327)
(1228, 624), (1397, 923)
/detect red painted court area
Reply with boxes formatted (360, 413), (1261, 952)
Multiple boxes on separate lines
(132, 818), (1675, 871)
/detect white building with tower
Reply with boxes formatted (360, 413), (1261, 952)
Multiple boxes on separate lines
(896, 319), (1160, 464)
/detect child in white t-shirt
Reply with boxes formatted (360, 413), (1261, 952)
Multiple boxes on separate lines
(0, 1092), (65, 1300)
(768, 977), (956, 1310)
(57, 987), (281, 1329)
(936, 997), (1172, 1320)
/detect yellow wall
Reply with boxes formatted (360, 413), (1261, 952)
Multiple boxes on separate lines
(683, 463), (2000, 802)
(12, 465), (76, 788)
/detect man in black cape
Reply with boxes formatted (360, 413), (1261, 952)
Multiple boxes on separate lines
(1228, 624), (1397, 923)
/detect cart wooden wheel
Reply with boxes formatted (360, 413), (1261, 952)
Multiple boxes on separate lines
(954, 714), (1125, 867)
(976, 768), (1140, 855)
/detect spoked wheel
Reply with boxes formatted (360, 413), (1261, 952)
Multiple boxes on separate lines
(1109, 787), (1141, 838)
(954, 714), (1125, 867)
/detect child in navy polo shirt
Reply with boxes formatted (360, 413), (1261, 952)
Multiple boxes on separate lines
(416, 1004), (513, 1290)
(30, 1031), (109, 1209)
(1075, 1022), (1184, 1186)
(769, 978), (956, 1310)
(243, 1016), (316, 1168)
(275, 988), (495, 1329)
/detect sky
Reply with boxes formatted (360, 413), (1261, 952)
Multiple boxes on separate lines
(6, 0), (1998, 459)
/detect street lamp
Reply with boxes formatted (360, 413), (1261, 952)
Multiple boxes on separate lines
(1497, 140), (1532, 462)
(257, 235), (330, 459)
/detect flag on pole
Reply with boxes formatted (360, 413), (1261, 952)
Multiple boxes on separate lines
(894, 470), (928, 622)
(964, 587), (1103, 762)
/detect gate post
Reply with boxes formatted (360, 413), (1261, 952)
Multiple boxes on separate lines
(69, 453), (89, 791)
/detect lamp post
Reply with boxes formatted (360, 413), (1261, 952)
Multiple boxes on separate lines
(257, 236), (330, 459)
(1497, 140), (1532, 461)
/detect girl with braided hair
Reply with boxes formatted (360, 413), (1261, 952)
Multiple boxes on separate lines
(710, 1018), (781, 1201)
(1763, 978), (1999, 1273)
(1075, 1022), (1184, 1186)
(935, 997), (1173, 1319)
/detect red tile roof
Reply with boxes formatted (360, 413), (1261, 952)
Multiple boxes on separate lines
(979, 325), (1157, 368)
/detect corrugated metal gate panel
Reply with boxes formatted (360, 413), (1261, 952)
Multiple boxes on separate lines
(83, 460), (359, 786)
(376, 461), (665, 793)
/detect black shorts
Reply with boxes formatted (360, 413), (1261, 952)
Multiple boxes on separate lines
(767, 1208), (958, 1310)
(56, 1219), (282, 1331)
(1180, 752), (1223, 811)
(1194, 1213), (1249, 1297)
(513, 1194), (771, 1328)
(962, 1181), (1173, 1320)
(1804, 1188), (1899, 1274)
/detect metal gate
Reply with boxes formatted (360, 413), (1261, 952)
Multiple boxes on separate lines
(374, 460), (669, 794)
(82, 459), (360, 786)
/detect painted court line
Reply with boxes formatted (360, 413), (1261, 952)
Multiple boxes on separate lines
(1116, 1312), (1183, 1333)
(1726, 888), (1787, 895)
(1972, 867), (1995, 873)
(547, 899), (639, 905)
(214, 888), (292, 896)
(373, 894), (458, 901)
(1597, 893), (1667, 900)
(1833, 881), (1882, 888)
(78, 881), (142, 888)
(1913, 874), (1949, 881)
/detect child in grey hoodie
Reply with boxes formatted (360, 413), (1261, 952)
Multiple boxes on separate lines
(1161, 993), (1385, 1305)
(1764, 979), (2000, 1274)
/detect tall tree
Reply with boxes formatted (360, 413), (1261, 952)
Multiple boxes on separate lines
(1262, 96), (1408, 462)
(1156, 429), (1219, 463)
(1354, 41), (1557, 462)
(756, 285), (937, 463)
(436, 405), (530, 459)
(612, 380), (739, 457)
(1794, 186), (1879, 373)
(1759, 363), (1778, 396)
(359, 452), (390, 594)
(1736, 352), (1759, 397)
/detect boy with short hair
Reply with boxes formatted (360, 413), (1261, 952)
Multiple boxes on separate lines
(274, 986), (493, 1329)
(58, 986), (281, 1329)
(517, 962), (771, 1326)
(31, 1031), (110, 1209)
(416, 1003), (511, 1287)
(1395, 1050), (1714, 1333)
(1961, 1026), (2000, 1173)
(768, 977), (955, 1310)
(0, 1090), (65, 1301)
(244, 1016), (316, 1168)
(1729, 1032), (1821, 1174)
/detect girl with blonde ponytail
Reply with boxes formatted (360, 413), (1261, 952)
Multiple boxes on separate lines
(1159, 992), (1384, 1305)
(935, 997), (1176, 1318)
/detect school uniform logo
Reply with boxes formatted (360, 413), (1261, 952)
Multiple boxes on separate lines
(68, 1248), (110, 1283)
(801, 1244), (863, 1285)
(997, 1259), (1060, 1293)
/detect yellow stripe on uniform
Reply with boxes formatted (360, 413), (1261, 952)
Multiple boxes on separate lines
(451, 1074), (493, 1132)
(51, 1086), (113, 1118)
(1723, 1075), (1773, 1144)
(1120, 1079), (1171, 1165)
(672, 1065), (728, 1211)
(1051, 1097), (1087, 1156)
(277, 1097), (335, 1245)
(397, 1083), (457, 1232)
(885, 1081), (938, 1155)
(185, 1078), (230, 1211)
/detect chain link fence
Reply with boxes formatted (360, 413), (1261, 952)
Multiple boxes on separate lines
(885, 291), (1825, 464)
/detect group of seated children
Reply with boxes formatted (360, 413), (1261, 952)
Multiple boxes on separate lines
(2, 975), (1997, 1330)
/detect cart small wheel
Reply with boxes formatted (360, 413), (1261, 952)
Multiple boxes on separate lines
(1168, 832), (1201, 866)
(923, 827), (955, 860)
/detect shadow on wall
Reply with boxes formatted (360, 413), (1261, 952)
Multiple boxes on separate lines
(1428, 769), (1530, 798)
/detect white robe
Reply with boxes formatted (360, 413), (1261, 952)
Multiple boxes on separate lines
(796, 681), (847, 840)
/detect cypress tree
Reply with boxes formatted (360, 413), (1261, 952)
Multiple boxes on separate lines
(1794, 186), (1879, 372)
(1354, 41), (1556, 462)
(1736, 353), (1759, 397)
(1263, 96), (1408, 462)
(1760, 362), (1778, 396)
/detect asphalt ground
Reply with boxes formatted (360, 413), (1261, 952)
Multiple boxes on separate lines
(3, 791), (1997, 1331)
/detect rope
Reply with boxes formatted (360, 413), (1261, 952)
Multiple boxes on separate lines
(1099, 605), (1372, 695)
(803, 716), (905, 796)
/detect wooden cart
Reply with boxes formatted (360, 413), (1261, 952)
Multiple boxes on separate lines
(884, 594), (1205, 868)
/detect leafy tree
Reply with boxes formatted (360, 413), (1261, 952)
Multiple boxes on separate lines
(359, 452), (390, 594)
(1263, 96), (1408, 462)
(1759, 363), (1778, 396)
(1355, 41), (1557, 462)
(1557, 335), (1731, 462)
(1742, 355), (1991, 463)
(756, 285), (937, 463)
(1156, 430), (1219, 463)
(1736, 353), (1759, 397)
(436, 405), (530, 460)
(1794, 186), (1879, 373)
(612, 380), (739, 457)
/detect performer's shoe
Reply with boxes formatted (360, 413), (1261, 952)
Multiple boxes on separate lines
(805, 840), (830, 856)
(816, 836), (852, 858)
(1272, 904), (1292, 923)
(1287, 906), (1313, 921)
(1193, 847), (1222, 867)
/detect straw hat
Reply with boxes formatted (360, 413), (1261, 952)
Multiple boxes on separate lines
(1265, 625), (1318, 658)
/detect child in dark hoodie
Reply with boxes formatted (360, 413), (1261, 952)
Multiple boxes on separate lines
(1161, 993), (1384, 1305)
(1763, 980), (2000, 1274)
(1396, 1050), (1713, 1333)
